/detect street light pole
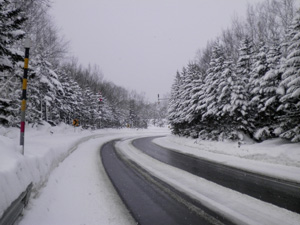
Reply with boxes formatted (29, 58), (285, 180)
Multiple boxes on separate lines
(20, 38), (32, 155)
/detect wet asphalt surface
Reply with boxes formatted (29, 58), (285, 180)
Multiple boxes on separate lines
(101, 140), (228, 225)
(101, 137), (300, 225)
(132, 136), (300, 214)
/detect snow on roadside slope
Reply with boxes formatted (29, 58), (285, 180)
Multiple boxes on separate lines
(117, 138), (300, 225)
(18, 135), (135, 225)
(17, 127), (168, 225)
(153, 135), (300, 183)
(0, 122), (169, 221)
(1, 122), (100, 219)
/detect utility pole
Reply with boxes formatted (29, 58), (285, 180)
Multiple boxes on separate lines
(20, 38), (32, 155)
(157, 93), (169, 104)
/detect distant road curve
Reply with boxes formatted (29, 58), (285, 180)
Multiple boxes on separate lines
(132, 136), (300, 214)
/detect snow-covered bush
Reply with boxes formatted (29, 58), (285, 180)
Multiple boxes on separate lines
(254, 127), (273, 141)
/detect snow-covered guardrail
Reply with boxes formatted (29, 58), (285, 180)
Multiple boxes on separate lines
(0, 183), (32, 225)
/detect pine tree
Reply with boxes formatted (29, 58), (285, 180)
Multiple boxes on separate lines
(0, 0), (26, 125)
(179, 64), (201, 122)
(236, 37), (254, 82)
(230, 70), (250, 135)
(168, 71), (182, 134)
(128, 100), (138, 128)
(70, 80), (84, 124)
(30, 53), (63, 123)
(184, 64), (204, 124)
(179, 63), (203, 137)
(0, 0), (25, 72)
(175, 67), (189, 126)
(56, 71), (74, 124)
(27, 70), (43, 125)
(217, 59), (235, 136)
(203, 44), (225, 122)
(254, 41), (283, 140)
(231, 37), (255, 137)
(101, 98), (116, 128)
(277, 10), (300, 142)
(249, 43), (270, 131)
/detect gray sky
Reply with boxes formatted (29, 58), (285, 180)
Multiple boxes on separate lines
(50, 0), (263, 102)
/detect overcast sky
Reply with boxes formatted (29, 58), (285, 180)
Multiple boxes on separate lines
(50, 0), (264, 102)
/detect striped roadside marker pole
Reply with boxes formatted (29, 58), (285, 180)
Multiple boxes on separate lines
(20, 38), (32, 155)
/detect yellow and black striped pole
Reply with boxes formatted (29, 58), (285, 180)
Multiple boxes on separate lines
(20, 38), (31, 155)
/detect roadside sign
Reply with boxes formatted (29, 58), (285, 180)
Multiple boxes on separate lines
(73, 119), (79, 127)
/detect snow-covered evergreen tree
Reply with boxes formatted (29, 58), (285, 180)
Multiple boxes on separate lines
(128, 100), (138, 127)
(236, 37), (254, 83)
(30, 53), (63, 123)
(174, 67), (188, 126)
(0, 0), (25, 72)
(70, 80), (84, 124)
(254, 41), (283, 140)
(231, 37), (255, 136)
(184, 64), (204, 124)
(178, 64), (201, 122)
(99, 97), (116, 128)
(0, 0), (26, 125)
(230, 70), (250, 135)
(179, 63), (203, 136)
(249, 43), (270, 129)
(55, 70), (74, 124)
(168, 71), (182, 134)
(277, 9), (300, 142)
(203, 44), (225, 121)
(216, 59), (236, 137)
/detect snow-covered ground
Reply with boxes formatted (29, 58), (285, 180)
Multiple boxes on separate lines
(0, 123), (299, 224)
(0, 123), (168, 224)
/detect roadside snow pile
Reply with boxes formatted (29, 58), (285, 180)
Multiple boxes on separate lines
(153, 135), (300, 183)
(0, 122), (102, 219)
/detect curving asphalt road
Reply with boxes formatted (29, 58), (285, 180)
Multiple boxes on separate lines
(101, 137), (300, 225)
(101, 140), (231, 225)
(132, 136), (300, 214)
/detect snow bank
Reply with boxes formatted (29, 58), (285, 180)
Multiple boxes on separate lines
(18, 134), (136, 225)
(0, 123), (100, 218)
(153, 135), (300, 183)
(0, 123), (169, 219)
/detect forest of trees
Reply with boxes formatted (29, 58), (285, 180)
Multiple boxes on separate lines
(168, 0), (300, 142)
(0, 0), (166, 130)
(1, 0), (299, 141)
